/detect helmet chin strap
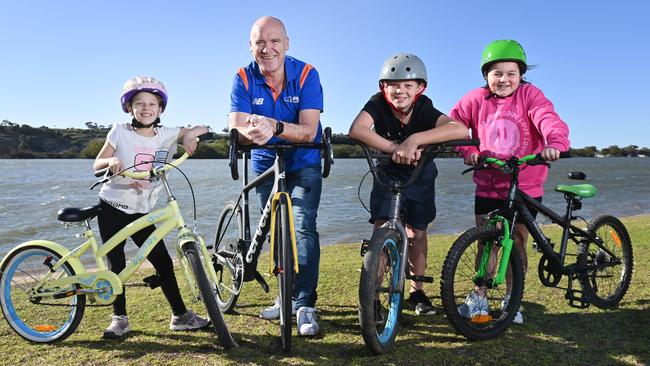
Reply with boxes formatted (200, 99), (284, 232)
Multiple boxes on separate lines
(379, 82), (426, 124)
(131, 117), (161, 129)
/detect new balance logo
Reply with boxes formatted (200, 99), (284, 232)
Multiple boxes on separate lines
(253, 98), (264, 105)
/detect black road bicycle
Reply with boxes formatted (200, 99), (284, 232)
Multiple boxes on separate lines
(212, 128), (333, 352)
(440, 153), (633, 340)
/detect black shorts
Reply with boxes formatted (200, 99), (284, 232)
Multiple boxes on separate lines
(369, 161), (437, 231)
(474, 195), (542, 219)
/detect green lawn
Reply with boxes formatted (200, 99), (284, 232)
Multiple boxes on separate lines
(0, 215), (648, 365)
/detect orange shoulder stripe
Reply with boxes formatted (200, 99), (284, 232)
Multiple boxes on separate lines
(299, 64), (313, 88)
(238, 67), (249, 91)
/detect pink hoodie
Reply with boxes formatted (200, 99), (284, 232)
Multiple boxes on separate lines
(451, 83), (570, 199)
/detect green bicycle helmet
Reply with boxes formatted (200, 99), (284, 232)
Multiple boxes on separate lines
(481, 39), (527, 76)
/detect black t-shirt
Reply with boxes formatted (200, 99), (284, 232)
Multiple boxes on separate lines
(362, 92), (443, 144)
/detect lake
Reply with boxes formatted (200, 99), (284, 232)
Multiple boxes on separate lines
(1, 157), (648, 258)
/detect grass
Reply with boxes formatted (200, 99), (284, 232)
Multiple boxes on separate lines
(0, 215), (648, 365)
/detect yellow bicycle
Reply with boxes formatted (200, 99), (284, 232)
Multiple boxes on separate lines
(0, 140), (235, 348)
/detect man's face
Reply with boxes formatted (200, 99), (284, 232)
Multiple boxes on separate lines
(250, 20), (289, 76)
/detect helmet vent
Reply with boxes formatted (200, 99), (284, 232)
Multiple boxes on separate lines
(405, 67), (411, 72)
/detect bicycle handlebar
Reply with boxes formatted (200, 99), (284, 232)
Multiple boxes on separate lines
(91, 132), (215, 188)
(462, 151), (572, 175)
(228, 127), (334, 180)
(355, 139), (480, 190)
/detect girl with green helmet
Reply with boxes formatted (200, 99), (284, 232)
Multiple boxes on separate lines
(451, 40), (570, 324)
(349, 53), (468, 315)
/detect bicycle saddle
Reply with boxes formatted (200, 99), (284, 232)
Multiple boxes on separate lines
(56, 205), (101, 222)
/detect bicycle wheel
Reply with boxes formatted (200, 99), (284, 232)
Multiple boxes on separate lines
(578, 215), (633, 309)
(213, 201), (244, 314)
(358, 227), (403, 354)
(183, 241), (236, 349)
(0, 245), (86, 343)
(440, 225), (524, 341)
(275, 195), (294, 353)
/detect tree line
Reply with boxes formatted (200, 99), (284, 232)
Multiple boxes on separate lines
(1, 120), (648, 159)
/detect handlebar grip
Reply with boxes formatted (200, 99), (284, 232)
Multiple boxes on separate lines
(94, 167), (111, 178)
(321, 127), (333, 178)
(559, 151), (571, 159)
(229, 129), (240, 180)
(196, 132), (217, 142)
(444, 138), (480, 147)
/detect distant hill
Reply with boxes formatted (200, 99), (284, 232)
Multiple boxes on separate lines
(0, 120), (109, 158)
(1, 120), (648, 159)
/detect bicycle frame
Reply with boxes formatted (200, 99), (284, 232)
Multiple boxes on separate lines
(478, 157), (619, 288)
(3, 168), (211, 306)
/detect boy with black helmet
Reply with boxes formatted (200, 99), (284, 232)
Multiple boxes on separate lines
(349, 53), (468, 315)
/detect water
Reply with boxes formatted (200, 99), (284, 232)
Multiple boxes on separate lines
(1, 157), (649, 258)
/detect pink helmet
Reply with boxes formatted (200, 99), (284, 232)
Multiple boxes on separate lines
(120, 76), (168, 113)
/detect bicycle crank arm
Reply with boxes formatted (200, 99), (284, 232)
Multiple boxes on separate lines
(405, 274), (434, 283)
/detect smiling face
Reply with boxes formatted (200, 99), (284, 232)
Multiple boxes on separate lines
(128, 92), (162, 125)
(383, 80), (424, 112)
(485, 61), (522, 97)
(249, 17), (289, 76)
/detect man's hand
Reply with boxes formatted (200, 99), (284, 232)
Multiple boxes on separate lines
(246, 114), (275, 145)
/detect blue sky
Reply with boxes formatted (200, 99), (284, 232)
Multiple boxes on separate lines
(1, 0), (648, 149)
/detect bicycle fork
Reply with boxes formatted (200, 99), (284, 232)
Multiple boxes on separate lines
(475, 216), (514, 288)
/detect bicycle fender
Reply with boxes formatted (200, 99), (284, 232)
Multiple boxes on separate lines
(0, 240), (85, 276)
(269, 192), (299, 275)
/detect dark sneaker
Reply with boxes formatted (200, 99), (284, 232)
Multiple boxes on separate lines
(169, 309), (210, 331)
(408, 290), (436, 315)
(103, 315), (131, 339)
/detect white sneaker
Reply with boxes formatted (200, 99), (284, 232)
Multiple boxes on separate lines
(259, 296), (297, 320)
(169, 309), (210, 331)
(457, 291), (489, 321)
(296, 306), (319, 336)
(501, 294), (524, 325)
(103, 315), (131, 339)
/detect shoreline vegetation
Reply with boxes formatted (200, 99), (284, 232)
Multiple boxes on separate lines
(0, 214), (647, 365)
(2, 120), (649, 159)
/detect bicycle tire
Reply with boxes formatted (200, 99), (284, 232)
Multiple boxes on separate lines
(358, 227), (403, 354)
(213, 201), (244, 314)
(183, 241), (236, 349)
(440, 225), (524, 341)
(578, 215), (633, 309)
(276, 195), (294, 353)
(0, 245), (86, 343)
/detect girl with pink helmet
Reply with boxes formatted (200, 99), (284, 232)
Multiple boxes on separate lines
(93, 76), (211, 338)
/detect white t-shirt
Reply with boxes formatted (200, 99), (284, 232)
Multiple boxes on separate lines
(99, 123), (181, 214)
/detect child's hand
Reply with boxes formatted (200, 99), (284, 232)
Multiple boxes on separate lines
(541, 147), (560, 161)
(464, 153), (480, 166)
(182, 134), (199, 155)
(246, 114), (274, 145)
(392, 138), (420, 165)
(108, 157), (123, 175)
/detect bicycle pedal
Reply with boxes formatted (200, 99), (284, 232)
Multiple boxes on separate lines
(360, 239), (369, 257)
(142, 274), (161, 289)
(470, 314), (493, 324)
(406, 274), (434, 283)
(565, 289), (590, 309)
